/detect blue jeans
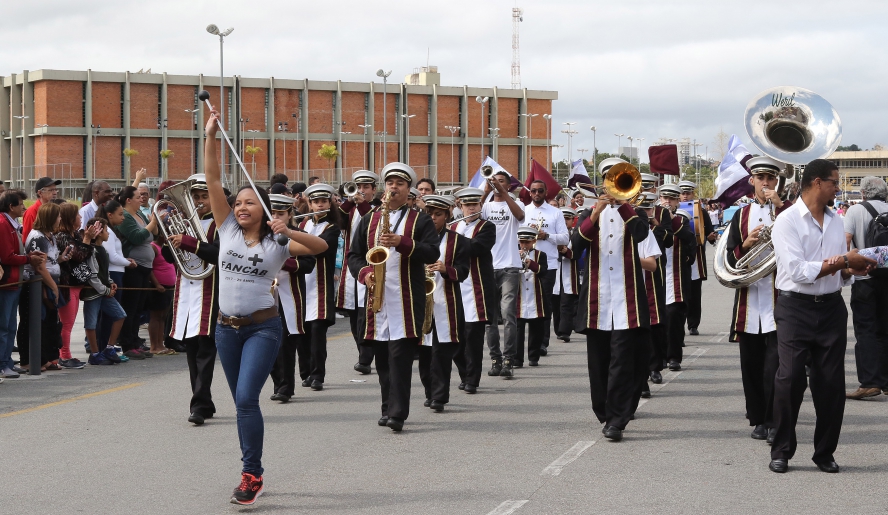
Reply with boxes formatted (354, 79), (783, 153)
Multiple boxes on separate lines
(0, 287), (21, 370)
(83, 295), (127, 330)
(215, 316), (282, 476)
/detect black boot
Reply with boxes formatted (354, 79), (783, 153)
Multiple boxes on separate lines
(487, 359), (502, 376)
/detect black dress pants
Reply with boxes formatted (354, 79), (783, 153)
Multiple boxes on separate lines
(686, 279), (703, 330)
(16, 285), (62, 366)
(551, 293), (563, 338)
(417, 327), (459, 404)
(271, 331), (301, 396)
(738, 331), (778, 427)
(665, 302), (688, 363)
(346, 309), (375, 367)
(631, 330), (653, 414)
(301, 320), (328, 383)
(119, 265), (151, 352)
(648, 323), (667, 372)
(849, 279), (888, 389)
(586, 327), (648, 430)
(516, 317), (545, 365)
(558, 293), (578, 338)
(540, 269), (557, 343)
(373, 337), (420, 420)
(772, 294), (847, 464)
(183, 335), (217, 416)
(463, 322), (488, 388)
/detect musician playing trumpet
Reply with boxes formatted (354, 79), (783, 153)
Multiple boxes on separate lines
(346, 163), (440, 432)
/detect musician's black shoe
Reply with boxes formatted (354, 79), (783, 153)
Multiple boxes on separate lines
(488, 360), (502, 376)
(310, 380), (323, 391)
(301, 378), (312, 387)
(668, 361), (682, 371)
(816, 461), (839, 473)
(539, 347), (548, 356)
(464, 384), (477, 394)
(751, 424), (768, 440)
(689, 327), (699, 336)
(386, 417), (404, 432)
(529, 360), (539, 367)
(500, 360), (514, 379)
(429, 400), (445, 412)
(769, 459), (788, 473)
(767, 427), (776, 445)
(423, 399), (431, 407)
(603, 425), (623, 441)
(650, 371), (663, 384)
(377, 416), (389, 427)
(354, 363), (372, 375)
(458, 382), (466, 391)
(513, 362), (524, 369)
(188, 413), (205, 426)
(640, 388), (651, 399)
(559, 335), (571, 342)
(270, 393), (290, 403)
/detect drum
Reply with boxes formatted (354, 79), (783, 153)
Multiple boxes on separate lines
(679, 200), (706, 245)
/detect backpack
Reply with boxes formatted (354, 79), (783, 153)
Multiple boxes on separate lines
(860, 201), (888, 278)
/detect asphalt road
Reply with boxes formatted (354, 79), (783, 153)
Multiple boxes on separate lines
(1, 255), (886, 514)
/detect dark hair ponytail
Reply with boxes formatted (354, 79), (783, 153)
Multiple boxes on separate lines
(116, 186), (137, 205)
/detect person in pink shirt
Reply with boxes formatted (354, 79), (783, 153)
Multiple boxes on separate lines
(148, 238), (177, 354)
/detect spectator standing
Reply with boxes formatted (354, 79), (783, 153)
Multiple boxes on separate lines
(55, 203), (96, 369)
(22, 177), (61, 241)
(147, 239), (177, 354)
(79, 181), (114, 230)
(137, 182), (154, 219)
(95, 200), (136, 357)
(81, 217), (127, 365)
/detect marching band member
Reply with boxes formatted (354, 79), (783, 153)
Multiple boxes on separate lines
(163, 174), (221, 426)
(571, 158), (651, 441)
(552, 207), (578, 344)
(724, 157), (792, 441)
(417, 194), (469, 412)
(515, 226), (548, 367)
(678, 180), (716, 335)
(639, 179), (673, 385)
(268, 194), (316, 403)
(298, 183), (342, 392)
(336, 170), (379, 375)
(524, 180), (570, 353)
(633, 192), (665, 403)
(407, 187), (420, 210)
(451, 187), (496, 394)
(482, 171), (526, 378)
(347, 162), (440, 432)
(659, 184), (697, 372)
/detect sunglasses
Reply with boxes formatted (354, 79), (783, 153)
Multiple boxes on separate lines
(530, 188), (546, 193)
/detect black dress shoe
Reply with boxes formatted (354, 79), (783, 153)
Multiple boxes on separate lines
(649, 371), (663, 384)
(689, 327), (699, 335)
(310, 380), (323, 391)
(769, 459), (788, 473)
(500, 360), (513, 378)
(458, 382), (466, 391)
(640, 389), (651, 399)
(767, 428), (776, 445)
(386, 417), (404, 432)
(603, 425), (623, 441)
(188, 413), (205, 426)
(301, 378), (312, 387)
(513, 362), (524, 369)
(488, 360), (502, 376)
(751, 424), (768, 440)
(539, 347), (549, 356)
(423, 398), (431, 407)
(464, 384), (477, 394)
(270, 393), (290, 402)
(353, 363), (372, 375)
(529, 360), (539, 367)
(559, 336), (570, 342)
(816, 461), (839, 473)
(377, 416), (389, 427)
(668, 361), (682, 371)
(429, 400), (445, 412)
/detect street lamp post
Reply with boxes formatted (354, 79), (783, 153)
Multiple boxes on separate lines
(278, 122), (289, 176)
(444, 125), (460, 181)
(401, 114), (415, 165)
(342, 131), (351, 171)
(636, 138), (645, 171)
(247, 129), (260, 179)
(561, 122), (578, 164)
(614, 133), (624, 158)
(489, 127), (500, 163)
(185, 109), (199, 176)
(335, 120), (346, 183)
(626, 136), (634, 164)
(521, 113), (538, 163)
(375, 131), (384, 172)
(206, 24), (234, 185)
(590, 126), (597, 182)
(358, 124), (371, 169)
(543, 114), (552, 170)
(376, 69), (392, 164)
(90, 124), (101, 185)
(157, 118), (168, 181)
(13, 115), (29, 189)
(476, 96), (489, 171)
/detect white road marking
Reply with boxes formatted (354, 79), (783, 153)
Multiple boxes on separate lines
(709, 331), (729, 343)
(639, 347), (708, 407)
(486, 500), (529, 515)
(541, 440), (597, 476)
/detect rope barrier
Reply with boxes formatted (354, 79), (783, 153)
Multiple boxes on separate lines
(1, 278), (174, 291)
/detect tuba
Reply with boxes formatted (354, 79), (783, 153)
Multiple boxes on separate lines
(714, 86), (842, 288)
(154, 178), (215, 280)
(366, 190), (392, 312)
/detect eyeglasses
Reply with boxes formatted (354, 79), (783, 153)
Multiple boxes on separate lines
(530, 188), (545, 193)
(819, 178), (840, 186)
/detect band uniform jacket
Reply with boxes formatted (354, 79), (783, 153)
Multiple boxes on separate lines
(651, 205), (674, 255)
(726, 200), (792, 340)
(637, 207), (672, 326)
(638, 230), (665, 326)
(423, 228), (470, 345)
(347, 205), (440, 341)
(571, 203), (650, 333)
(298, 214), (341, 327)
(553, 243), (578, 296)
(450, 217), (496, 324)
(518, 249), (548, 319)
(664, 215), (697, 305)
(336, 200), (373, 310)
(277, 251), (316, 336)
(691, 204), (714, 280)
(164, 214), (220, 339)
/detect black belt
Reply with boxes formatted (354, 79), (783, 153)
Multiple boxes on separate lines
(778, 290), (842, 303)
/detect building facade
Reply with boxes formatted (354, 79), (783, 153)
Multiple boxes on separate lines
(825, 149), (888, 199)
(1, 69), (556, 194)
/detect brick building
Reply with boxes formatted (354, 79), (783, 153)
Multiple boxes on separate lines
(1, 69), (556, 194)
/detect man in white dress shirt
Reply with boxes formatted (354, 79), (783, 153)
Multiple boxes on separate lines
(524, 180), (569, 353)
(768, 159), (875, 474)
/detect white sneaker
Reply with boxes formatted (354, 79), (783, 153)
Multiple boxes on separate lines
(1, 367), (21, 378)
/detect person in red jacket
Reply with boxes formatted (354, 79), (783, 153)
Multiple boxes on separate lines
(21, 177), (60, 242)
(0, 190), (45, 378)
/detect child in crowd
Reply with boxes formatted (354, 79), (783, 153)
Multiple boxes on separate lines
(81, 217), (127, 366)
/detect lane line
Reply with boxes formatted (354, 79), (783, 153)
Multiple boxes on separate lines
(486, 500), (529, 515)
(709, 331), (729, 343)
(0, 382), (143, 419)
(541, 441), (596, 476)
(639, 347), (708, 407)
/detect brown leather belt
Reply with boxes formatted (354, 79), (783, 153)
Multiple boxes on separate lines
(218, 306), (279, 329)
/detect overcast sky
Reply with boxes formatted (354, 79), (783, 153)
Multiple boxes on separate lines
(3, 0), (885, 166)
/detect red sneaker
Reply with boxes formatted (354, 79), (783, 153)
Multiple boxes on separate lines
(231, 472), (264, 505)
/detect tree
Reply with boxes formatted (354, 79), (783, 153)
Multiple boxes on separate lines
(318, 144), (339, 177)
(159, 149), (174, 178)
(245, 145), (262, 180)
(836, 144), (860, 151)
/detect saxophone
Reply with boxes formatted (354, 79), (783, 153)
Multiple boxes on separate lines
(366, 191), (392, 313)
(422, 265), (437, 334)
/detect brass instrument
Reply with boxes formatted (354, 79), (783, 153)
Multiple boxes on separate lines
(342, 181), (359, 198)
(421, 265), (437, 335)
(154, 178), (215, 280)
(480, 165), (496, 183)
(714, 86), (842, 288)
(602, 162), (644, 205)
(366, 190), (392, 312)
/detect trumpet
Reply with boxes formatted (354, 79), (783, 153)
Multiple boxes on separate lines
(342, 181), (359, 199)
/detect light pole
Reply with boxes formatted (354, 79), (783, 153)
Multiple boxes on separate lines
(401, 114), (415, 165)
(157, 118), (168, 181)
(476, 96), (489, 169)
(444, 125), (460, 180)
(626, 136), (634, 164)
(614, 133), (624, 158)
(291, 112), (299, 178)
(90, 124), (101, 184)
(35, 123), (48, 182)
(246, 129), (260, 179)
(636, 138), (645, 170)
(691, 140), (702, 184)
(358, 124), (371, 169)
(561, 122), (578, 164)
(335, 120), (346, 183)
(375, 131), (384, 172)
(185, 109), (199, 175)
(206, 24), (234, 185)
(543, 114), (553, 170)
(489, 127), (500, 162)
(278, 122), (289, 176)
(376, 69), (392, 164)
(590, 126), (597, 181)
(342, 131), (351, 171)
(521, 113), (538, 162)
(13, 115), (29, 189)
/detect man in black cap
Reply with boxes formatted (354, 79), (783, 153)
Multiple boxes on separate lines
(22, 176), (61, 239)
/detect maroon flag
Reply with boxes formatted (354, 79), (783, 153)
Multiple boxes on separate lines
(648, 145), (680, 176)
(520, 159), (562, 204)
